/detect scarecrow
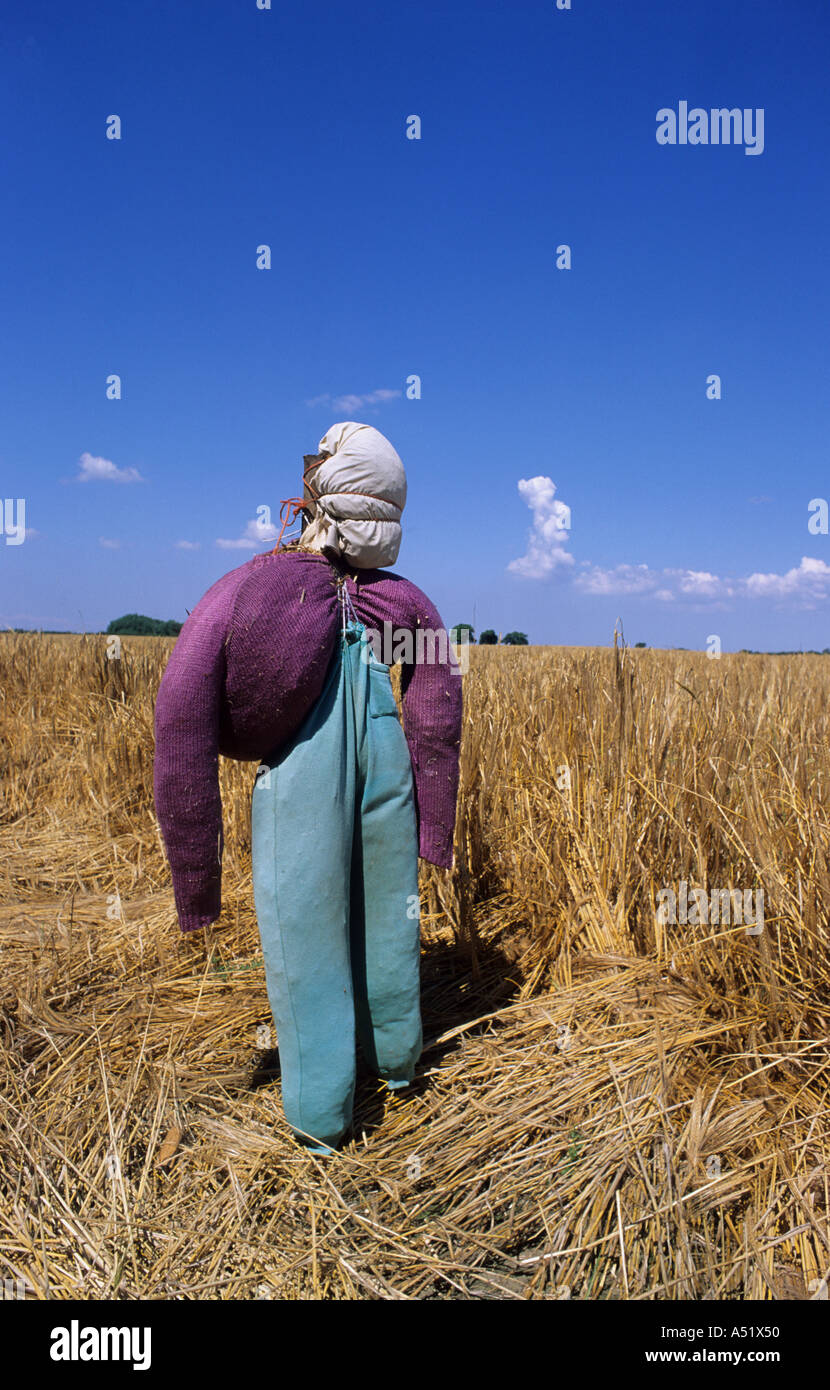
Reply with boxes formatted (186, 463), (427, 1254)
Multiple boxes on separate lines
(154, 423), (462, 1154)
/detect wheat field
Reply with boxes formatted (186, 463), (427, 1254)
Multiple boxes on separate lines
(1, 631), (828, 1299)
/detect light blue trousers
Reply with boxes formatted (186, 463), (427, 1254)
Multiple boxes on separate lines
(251, 617), (422, 1154)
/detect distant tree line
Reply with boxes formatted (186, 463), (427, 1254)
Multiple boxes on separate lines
(621, 644), (830, 655)
(105, 613), (183, 637)
(449, 624), (529, 646)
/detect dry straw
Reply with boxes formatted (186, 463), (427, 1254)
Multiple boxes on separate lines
(0, 631), (828, 1299)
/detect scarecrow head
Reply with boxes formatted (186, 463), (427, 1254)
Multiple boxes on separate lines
(281, 423), (407, 569)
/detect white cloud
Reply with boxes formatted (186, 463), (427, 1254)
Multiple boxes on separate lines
(575, 563), (735, 601)
(99, 537), (121, 549)
(507, 476), (574, 578)
(672, 569), (733, 599)
(175, 540), (201, 550)
(574, 562), (657, 596)
(743, 555), (830, 602)
(570, 556), (830, 608)
(76, 451), (143, 484)
(216, 516), (280, 550)
(305, 388), (401, 411)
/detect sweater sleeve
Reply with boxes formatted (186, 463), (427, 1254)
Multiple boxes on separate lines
(397, 587), (463, 869)
(153, 570), (240, 933)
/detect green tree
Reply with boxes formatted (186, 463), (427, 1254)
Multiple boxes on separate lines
(479, 629), (498, 645)
(106, 613), (183, 637)
(449, 623), (476, 643)
(502, 631), (529, 645)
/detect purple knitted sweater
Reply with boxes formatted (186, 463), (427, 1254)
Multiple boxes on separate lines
(153, 550), (463, 933)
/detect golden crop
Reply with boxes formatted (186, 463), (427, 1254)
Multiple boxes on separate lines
(1, 632), (828, 1300)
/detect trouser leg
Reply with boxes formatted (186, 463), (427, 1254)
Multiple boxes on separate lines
(349, 649), (423, 1085)
(251, 645), (357, 1152)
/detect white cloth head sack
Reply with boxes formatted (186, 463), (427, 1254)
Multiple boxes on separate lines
(301, 422), (406, 569)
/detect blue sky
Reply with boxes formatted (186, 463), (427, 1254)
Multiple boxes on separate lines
(2, 0), (830, 649)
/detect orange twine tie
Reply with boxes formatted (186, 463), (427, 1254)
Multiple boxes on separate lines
(271, 458), (326, 550)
